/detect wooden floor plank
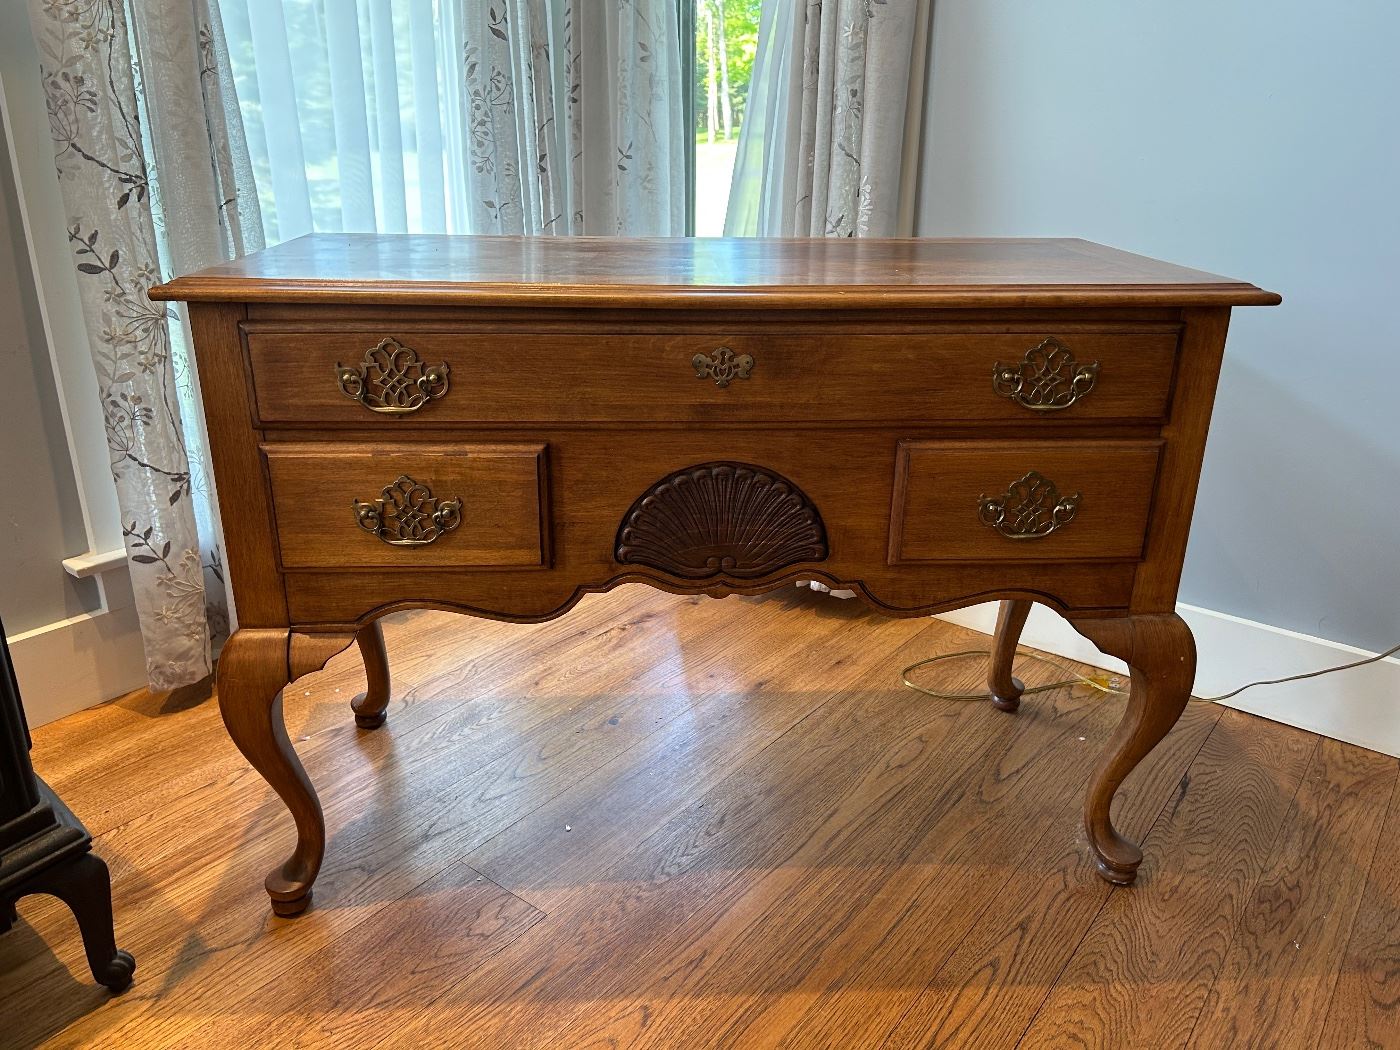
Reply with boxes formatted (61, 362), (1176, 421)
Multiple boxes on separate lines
(1318, 768), (1400, 1049)
(562, 677), (1102, 1049)
(200, 862), (544, 1050)
(0, 590), (682, 1041)
(607, 668), (1143, 1050)
(0, 589), (1388, 1050)
(382, 617), (966, 1047)
(19, 589), (875, 1048)
(25, 605), (572, 839)
(873, 701), (1220, 1050)
(1185, 738), (1398, 1049)
(1015, 708), (1316, 1050)
(463, 596), (921, 909)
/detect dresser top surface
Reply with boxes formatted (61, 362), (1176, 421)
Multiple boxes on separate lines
(150, 234), (1279, 309)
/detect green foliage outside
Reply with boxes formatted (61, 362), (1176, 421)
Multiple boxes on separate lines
(694, 0), (762, 141)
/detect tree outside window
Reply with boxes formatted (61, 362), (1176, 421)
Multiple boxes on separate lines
(693, 0), (761, 235)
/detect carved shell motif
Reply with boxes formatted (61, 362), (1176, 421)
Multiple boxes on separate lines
(616, 462), (829, 579)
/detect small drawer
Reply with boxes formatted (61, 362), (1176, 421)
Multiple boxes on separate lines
(262, 443), (548, 569)
(889, 439), (1161, 563)
(242, 325), (1178, 425)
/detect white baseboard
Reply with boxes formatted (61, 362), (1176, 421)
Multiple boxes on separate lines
(5, 570), (148, 727)
(937, 603), (1400, 759)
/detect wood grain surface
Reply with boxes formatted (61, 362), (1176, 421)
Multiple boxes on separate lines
(890, 439), (1162, 562)
(166, 237), (1281, 916)
(263, 442), (548, 569)
(2, 587), (1390, 1049)
(148, 235), (1281, 309)
(242, 325), (1181, 426)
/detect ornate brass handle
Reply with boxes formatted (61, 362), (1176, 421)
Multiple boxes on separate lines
(353, 476), (462, 546)
(992, 337), (1099, 411)
(336, 337), (449, 414)
(692, 347), (753, 388)
(979, 471), (1081, 539)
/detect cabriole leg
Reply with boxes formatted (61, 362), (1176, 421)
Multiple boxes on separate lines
(217, 629), (324, 917)
(1069, 613), (1196, 885)
(988, 599), (1032, 711)
(350, 621), (391, 730)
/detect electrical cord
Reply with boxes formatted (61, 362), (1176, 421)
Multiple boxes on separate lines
(902, 640), (1400, 704)
(902, 650), (1125, 701)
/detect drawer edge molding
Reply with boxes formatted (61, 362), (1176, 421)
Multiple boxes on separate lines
(242, 325), (1179, 426)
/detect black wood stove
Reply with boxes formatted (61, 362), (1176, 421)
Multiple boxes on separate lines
(0, 622), (133, 992)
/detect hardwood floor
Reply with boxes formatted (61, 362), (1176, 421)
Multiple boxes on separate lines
(1, 586), (1394, 1049)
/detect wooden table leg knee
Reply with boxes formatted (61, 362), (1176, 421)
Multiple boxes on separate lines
(217, 629), (325, 917)
(988, 599), (1032, 712)
(1069, 613), (1196, 885)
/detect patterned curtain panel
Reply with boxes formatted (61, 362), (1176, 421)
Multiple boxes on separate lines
(462, 0), (687, 235)
(725, 0), (929, 237)
(26, 0), (684, 687)
(27, 0), (259, 689)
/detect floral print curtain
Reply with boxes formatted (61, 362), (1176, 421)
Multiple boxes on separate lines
(25, 0), (685, 689)
(27, 0), (260, 689)
(462, 0), (687, 235)
(724, 0), (928, 237)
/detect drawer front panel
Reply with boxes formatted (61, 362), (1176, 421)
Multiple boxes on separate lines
(244, 326), (1178, 425)
(263, 443), (547, 569)
(890, 439), (1161, 562)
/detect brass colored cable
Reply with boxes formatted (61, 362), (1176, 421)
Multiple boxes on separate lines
(900, 649), (1124, 701)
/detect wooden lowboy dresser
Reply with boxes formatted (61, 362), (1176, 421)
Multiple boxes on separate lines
(151, 235), (1279, 917)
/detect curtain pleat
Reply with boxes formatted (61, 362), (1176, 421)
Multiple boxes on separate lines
(462, 0), (685, 236)
(240, 0), (313, 238)
(366, 0), (407, 230)
(220, 0), (471, 237)
(212, 0), (682, 240)
(725, 0), (929, 238)
(325, 1), (376, 231)
(408, 0), (447, 231)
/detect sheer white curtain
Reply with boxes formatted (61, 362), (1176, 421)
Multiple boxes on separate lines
(725, 0), (930, 237)
(219, 0), (686, 240)
(219, 0), (472, 238)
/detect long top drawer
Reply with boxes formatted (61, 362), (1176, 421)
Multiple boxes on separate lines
(242, 324), (1179, 426)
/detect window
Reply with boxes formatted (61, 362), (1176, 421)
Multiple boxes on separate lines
(688, 0), (762, 235)
(221, 0), (760, 240)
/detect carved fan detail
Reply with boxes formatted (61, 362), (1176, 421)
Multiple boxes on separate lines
(615, 462), (828, 579)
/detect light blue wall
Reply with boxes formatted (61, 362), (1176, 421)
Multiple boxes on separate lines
(0, 116), (97, 635)
(915, 0), (1400, 653)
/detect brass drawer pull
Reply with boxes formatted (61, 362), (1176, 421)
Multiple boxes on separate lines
(693, 347), (753, 388)
(336, 337), (450, 414)
(979, 471), (1081, 539)
(992, 337), (1099, 411)
(353, 476), (462, 546)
